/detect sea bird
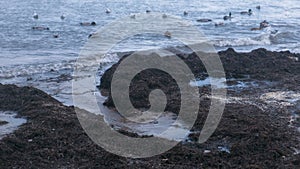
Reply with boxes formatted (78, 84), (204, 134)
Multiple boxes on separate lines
(32, 26), (49, 30)
(106, 8), (111, 14)
(223, 12), (232, 20)
(259, 20), (269, 28)
(197, 18), (212, 22)
(251, 20), (270, 31)
(80, 22), (96, 26)
(130, 14), (136, 19)
(215, 22), (224, 27)
(164, 31), (171, 38)
(33, 12), (38, 19)
(240, 9), (252, 15)
(60, 14), (65, 20)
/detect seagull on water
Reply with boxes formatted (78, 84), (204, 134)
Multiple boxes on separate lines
(130, 14), (136, 19)
(106, 8), (111, 14)
(60, 14), (65, 20)
(33, 12), (38, 19)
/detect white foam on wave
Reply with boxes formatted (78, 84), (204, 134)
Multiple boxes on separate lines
(0, 60), (75, 79)
(0, 53), (122, 106)
(292, 47), (300, 54)
(98, 53), (120, 64)
(190, 77), (227, 88)
(214, 33), (272, 47)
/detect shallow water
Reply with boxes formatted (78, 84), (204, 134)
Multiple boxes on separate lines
(0, 111), (27, 139)
(95, 92), (191, 141)
(190, 77), (227, 88)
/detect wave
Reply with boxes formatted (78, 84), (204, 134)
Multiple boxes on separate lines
(213, 34), (272, 47)
(213, 29), (298, 48)
(269, 31), (298, 44)
(0, 53), (122, 79)
(0, 60), (75, 79)
(1, 30), (299, 80)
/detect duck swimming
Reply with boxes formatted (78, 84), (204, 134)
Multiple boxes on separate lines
(106, 8), (111, 14)
(197, 18), (212, 22)
(130, 14), (136, 19)
(164, 31), (171, 38)
(215, 22), (224, 27)
(260, 20), (269, 28)
(223, 12), (232, 20)
(162, 14), (167, 18)
(240, 9), (252, 15)
(183, 11), (188, 16)
(80, 22), (96, 26)
(251, 20), (270, 31)
(33, 12), (38, 19)
(32, 26), (49, 30)
(60, 14), (65, 20)
(251, 27), (261, 31)
(271, 30), (278, 34)
(88, 33), (98, 38)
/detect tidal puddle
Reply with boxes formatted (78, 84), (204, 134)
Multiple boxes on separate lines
(95, 93), (191, 141)
(0, 111), (27, 139)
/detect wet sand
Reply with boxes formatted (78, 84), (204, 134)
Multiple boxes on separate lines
(1, 48), (300, 168)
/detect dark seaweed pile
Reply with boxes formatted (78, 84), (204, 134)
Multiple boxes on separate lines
(1, 48), (300, 168)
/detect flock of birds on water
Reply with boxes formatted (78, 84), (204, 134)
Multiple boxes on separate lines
(31, 5), (270, 39)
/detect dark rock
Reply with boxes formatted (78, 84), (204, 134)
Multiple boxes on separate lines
(0, 120), (8, 126)
(99, 48), (300, 113)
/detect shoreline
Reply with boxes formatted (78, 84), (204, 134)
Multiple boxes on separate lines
(1, 48), (300, 168)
